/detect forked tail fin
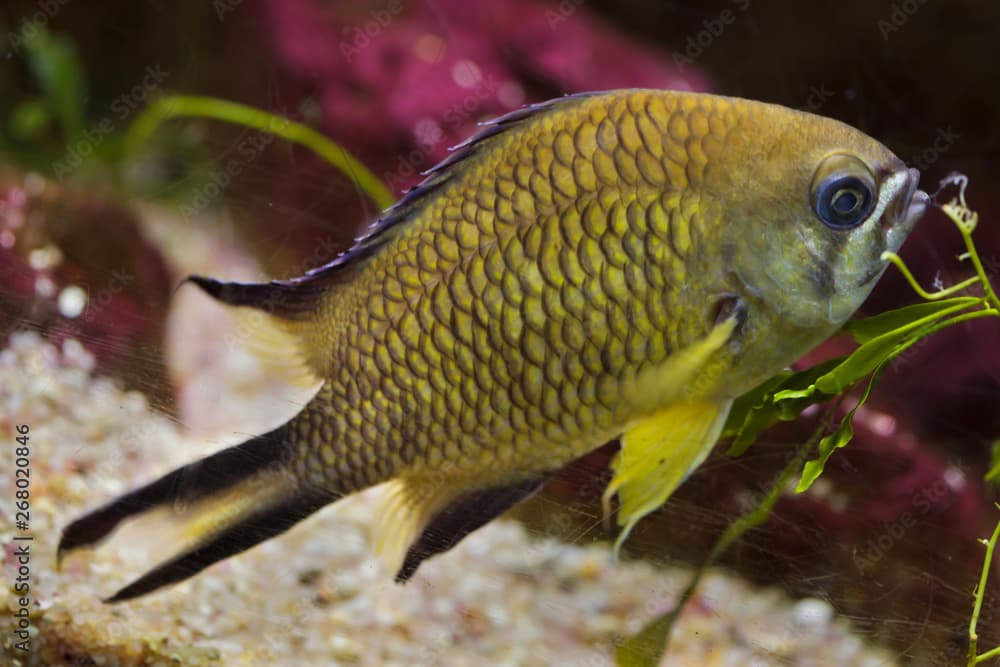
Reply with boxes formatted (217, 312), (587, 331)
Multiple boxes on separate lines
(57, 425), (335, 602)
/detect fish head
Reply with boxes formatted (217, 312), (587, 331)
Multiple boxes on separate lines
(725, 105), (929, 331)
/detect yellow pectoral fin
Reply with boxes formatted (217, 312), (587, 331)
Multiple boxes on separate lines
(623, 313), (738, 411)
(603, 397), (733, 557)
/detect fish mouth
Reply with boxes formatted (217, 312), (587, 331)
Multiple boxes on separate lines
(887, 167), (929, 231)
(854, 167), (928, 289)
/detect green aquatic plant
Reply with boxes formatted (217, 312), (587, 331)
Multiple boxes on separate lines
(17, 29), (86, 147)
(1, 27), (88, 171)
(2, 32), (389, 212)
(124, 95), (393, 209)
(617, 174), (1000, 666)
(985, 441), (1000, 486)
(968, 508), (1000, 666)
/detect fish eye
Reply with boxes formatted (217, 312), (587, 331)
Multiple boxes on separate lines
(810, 154), (877, 230)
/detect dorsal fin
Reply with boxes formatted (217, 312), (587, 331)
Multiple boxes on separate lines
(184, 274), (329, 321)
(184, 92), (605, 379)
(187, 91), (602, 310)
(303, 90), (600, 284)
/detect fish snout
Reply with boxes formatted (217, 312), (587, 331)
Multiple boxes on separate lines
(888, 167), (929, 230)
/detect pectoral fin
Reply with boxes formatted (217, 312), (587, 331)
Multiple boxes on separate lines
(603, 398), (733, 556)
(602, 297), (744, 554)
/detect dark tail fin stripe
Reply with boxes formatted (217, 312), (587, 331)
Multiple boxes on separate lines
(57, 427), (292, 557)
(104, 493), (328, 602)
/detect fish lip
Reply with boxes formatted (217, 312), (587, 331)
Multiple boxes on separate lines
(903, 188), (930, 227)
(856, 167), (927, 289)
(888, 167), (929, 229)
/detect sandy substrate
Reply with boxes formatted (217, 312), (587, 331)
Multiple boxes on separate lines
(0, 332), (900, 666)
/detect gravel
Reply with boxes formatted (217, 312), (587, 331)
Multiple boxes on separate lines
(0, 332), (900, 666)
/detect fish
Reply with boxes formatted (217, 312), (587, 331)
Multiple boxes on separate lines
(57, 89), (928, 602)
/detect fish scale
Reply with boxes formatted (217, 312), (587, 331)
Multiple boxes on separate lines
(290, 92), (728, 493)
(58, 89), (926, 601)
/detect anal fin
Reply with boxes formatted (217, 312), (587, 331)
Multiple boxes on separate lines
(373, 474), (550, 583)
(396, 475), (549, 582)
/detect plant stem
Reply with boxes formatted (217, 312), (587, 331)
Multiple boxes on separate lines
(616, 401), (838, 666)
(124, 95), (394, 210)
(969, 511), (1000, 665)
(960, 227), (1000, 311)
(915, 308), (998, 342)
(881, 251), (981, 301)
(976, 645), (1000, 664)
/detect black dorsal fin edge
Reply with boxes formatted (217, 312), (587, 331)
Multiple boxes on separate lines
(293, 91), (605, 287)
(192, 91), (607, 300)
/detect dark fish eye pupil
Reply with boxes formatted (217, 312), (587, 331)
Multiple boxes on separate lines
(832, 189), (860, 214)
(813, 174), (875, 230)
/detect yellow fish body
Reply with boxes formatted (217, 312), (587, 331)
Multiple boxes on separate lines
(59, 89), (928, 601)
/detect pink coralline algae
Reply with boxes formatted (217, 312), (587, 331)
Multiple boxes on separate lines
(261, 0), (710, 196)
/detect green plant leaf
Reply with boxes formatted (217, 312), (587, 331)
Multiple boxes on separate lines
(9, 98), (51, 141)
(615, 610), (678, 667)
(843, 297), (982, 343)
(812, 298), (978, 396)
(723, 371), (792, 441)
(725, 357), (846, 457)
(812, 334), (903, 395)
(796, 370), (880, 493)
(21, 29), (85, 144)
